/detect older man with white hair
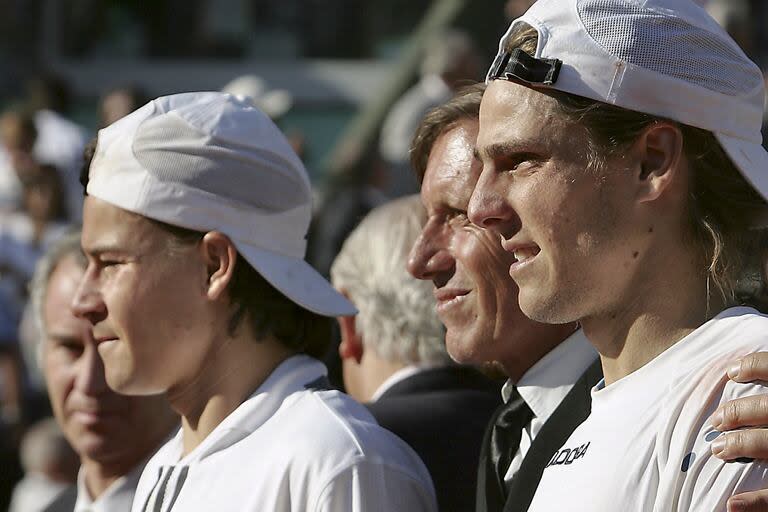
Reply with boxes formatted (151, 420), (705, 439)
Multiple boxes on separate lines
(332, 194), (500, 512)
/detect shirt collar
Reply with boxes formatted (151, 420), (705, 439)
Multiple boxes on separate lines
(370, 364), (442, 402)
(501, 329), (597, 422)
(74, 461), (145, 512)
(169, 354), (327, 464)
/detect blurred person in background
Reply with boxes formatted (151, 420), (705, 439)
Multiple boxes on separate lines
(331, 194), (500, 512)
(98, 85), (149, 128)
(9, 417), (79, 512)
(31, 232), (178, 512)
(25, 73), (89, 222)
(0, 108), (38, 212)
(379, 29), (482, 199)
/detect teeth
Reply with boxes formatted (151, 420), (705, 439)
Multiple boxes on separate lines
(513, 248), (538, 262)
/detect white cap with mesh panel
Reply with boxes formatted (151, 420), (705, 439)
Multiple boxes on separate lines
(487, 0), (768, 203)
(86, 91), (356, 317)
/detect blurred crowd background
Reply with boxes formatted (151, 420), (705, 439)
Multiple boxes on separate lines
(0, 0), (767, 510)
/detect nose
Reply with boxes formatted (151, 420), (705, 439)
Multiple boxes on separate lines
(71, 265), (107, 326)
(75, 332), (110, 396)
(407, 224), (455, 281)
(467, 170), (518, 233)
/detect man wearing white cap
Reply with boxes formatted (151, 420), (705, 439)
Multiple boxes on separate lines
(468, 0), (768, 510)
(70, 92), (437, 512)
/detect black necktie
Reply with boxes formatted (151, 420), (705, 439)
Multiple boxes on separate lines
(490, 387), (534, 497)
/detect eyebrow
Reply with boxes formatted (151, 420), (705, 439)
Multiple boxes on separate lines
(475, 141), (533, 162)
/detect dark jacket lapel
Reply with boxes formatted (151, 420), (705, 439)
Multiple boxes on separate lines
(502, 358), (603, 512)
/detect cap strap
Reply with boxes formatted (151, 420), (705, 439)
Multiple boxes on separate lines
(488, 48), (562, 86)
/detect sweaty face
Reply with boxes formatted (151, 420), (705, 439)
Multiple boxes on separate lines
(408, 120), (547, 368)
(469, 80), (639, 324)
(73, 196), (214, 395)
(43, 256), (175, 463)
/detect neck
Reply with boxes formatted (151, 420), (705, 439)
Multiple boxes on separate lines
(80, 457), (133, 500)
(80, 414), (175, 499)
(167, 329), (295, 456)
(499, 322), (578, 382)
(583, 248), (727, 385)
(357, 353), (409, 403)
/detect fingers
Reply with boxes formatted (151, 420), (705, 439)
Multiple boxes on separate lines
(710, 395), (768, 431)
(728, 353), (768, 383)
(710, 429), (768, 461)
(728, 489), (768, 512)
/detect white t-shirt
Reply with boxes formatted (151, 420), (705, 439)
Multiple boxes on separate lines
(504, 329), (597, 483)
(132, 355), (437, 512)
(527, 307), (768, 512)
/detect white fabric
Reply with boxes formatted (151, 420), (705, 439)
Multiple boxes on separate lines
(370, 364), (442, 402)
(0, 152), (22, 213)
(8, 473), (71, 512)
(489, 0), (768, 204)
(74, 462), (145, 512)
(33, 110), (88, 221)
(132, 355), (436, 512)
(502, 329), (597, 483)
(527, 307), (768, 512)
(87, 92), (355, 317)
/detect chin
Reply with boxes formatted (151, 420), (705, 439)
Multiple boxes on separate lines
(518, 290), (578, 325)
(445, 329), (488, 366)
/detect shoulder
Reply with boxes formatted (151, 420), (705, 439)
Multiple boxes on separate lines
(272, 389), (437, 510)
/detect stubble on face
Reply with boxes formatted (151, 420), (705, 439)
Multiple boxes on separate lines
(475, 81), (640, 326)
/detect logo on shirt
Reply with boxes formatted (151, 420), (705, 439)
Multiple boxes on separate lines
(546, 442), (590, 468)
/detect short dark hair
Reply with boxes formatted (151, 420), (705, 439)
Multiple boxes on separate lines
(409, 82), (485, 184)
(79, 137), (332, 358)
(502, 23), (768, 303)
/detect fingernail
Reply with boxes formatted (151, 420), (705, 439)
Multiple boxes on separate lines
(711, 435), (726, 457)
(709, 409), (724, 429)
(727, 361), (742, 380)
(728, 498), (745, 512)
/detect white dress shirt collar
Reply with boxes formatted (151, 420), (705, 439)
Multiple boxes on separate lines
(501, 329), (597, 420)
(74, 461), (145, 512)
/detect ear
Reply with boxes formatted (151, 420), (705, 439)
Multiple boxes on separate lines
(337, 315), (363, 363)
(632, 122), (685, 204)
(200, 231), (238, 301)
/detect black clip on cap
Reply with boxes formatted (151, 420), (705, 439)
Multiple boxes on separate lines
(488, 48), (562, 86)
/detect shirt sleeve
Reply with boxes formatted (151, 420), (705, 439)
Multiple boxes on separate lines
(312, 459), (437, 512)
(664, 377), (768, 512)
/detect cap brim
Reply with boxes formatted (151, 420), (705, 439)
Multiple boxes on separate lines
(234, 239), (357, 317)
(717, 132), (768, 205)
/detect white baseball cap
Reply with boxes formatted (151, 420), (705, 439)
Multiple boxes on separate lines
(86, 91), (356, 317)
(488, 0), (768, 203)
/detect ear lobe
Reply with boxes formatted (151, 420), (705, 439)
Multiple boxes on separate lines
(201, 231), (237, 301)
(634, 122), (684, 204)
(337, 315), (363, 363)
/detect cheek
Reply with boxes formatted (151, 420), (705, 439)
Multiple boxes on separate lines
(44, 357), (73, 416)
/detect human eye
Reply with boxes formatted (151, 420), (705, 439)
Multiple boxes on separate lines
(502, 152), (539, 173)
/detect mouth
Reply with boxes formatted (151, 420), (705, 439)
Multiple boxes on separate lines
(504, 242), (541, 274)
(434, 288), (471, 312)
(71, 408), (119, 427)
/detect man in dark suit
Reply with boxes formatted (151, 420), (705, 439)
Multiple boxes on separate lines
(331, 195), (501, 512)
(406, 83), (598, 512)
(407, 72), (768, 512)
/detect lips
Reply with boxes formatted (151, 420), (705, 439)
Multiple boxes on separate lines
(502, 240), (541, 274)
(434, 288), (471, 312)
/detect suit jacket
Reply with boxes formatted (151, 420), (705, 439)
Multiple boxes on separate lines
(41, 486), (77, 512)
(476, 359), (603, 512)
(366, 366), (501, 512)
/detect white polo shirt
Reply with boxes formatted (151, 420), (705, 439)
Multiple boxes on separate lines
(528, 307), (768, 512)
(132, 355), (437, 512)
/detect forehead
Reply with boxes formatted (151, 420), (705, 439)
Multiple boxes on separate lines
(81, 196), (169, 253)
(45, 257), (86, 329)
(477, 80), (570, 152)
(421, 119), (481, 209)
